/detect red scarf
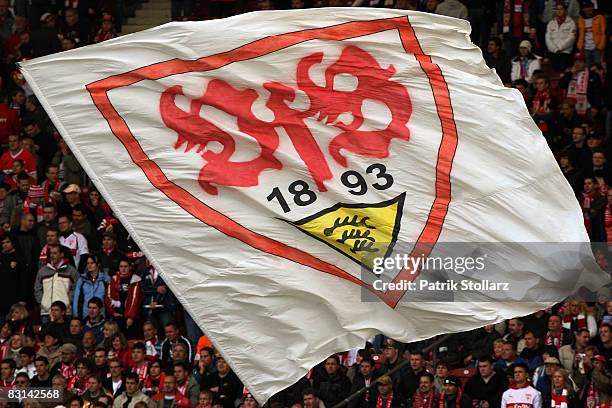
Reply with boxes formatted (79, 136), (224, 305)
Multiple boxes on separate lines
(23, 198), (43, 222)
(143, 372), (165, 391)
(376, 391), (394, 408)
(567, 68), (590, 116)
(587, 381), (599, 408)
(551, 388), (568, 408)
(532, 89), (551, 115)
(562, 313), (587, 331)
(68, 375), (88, 395)
(60, 362), (76, 379)
(503, 0), (530, 37)
(438, 389), (462, 408)
(133, 363), (149, 384)
(177, 379), (188, 397)
(605, 204), (612, 242)
(0, 378), (15, 388)
(413, 390), (436, 408)
(545, 331), (563, 349)
(43, 181), (61, 203)
(511, 381), (531, 389)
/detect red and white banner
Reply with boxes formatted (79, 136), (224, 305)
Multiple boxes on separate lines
(20, 9), (607, 402)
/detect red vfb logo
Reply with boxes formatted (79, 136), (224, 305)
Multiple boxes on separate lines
(86, 16), (458, 308)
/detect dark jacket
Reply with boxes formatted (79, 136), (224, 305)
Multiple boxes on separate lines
(315, 371), (352, 408)
(201, 370), (243, 408)
(141, 267), (177, 314)
(348, 373), (379, 408)
(438, 393), (472, 408)
(382, 358), (411, 400)
(94, 247), (124, 276)
(463, 328), (501, 362)
(464, 370), (508, 408)
(0, 250), (28, 313)
(485, 49), (511, 83)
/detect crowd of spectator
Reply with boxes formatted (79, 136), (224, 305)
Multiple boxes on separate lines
(0, 0), (610, 408)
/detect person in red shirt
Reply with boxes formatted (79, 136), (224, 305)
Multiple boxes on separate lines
(0, 134), (36, 178)
(5, 159), (35, 190)
(0, 96), (21, 145)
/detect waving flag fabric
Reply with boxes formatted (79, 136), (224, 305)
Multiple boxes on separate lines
(20, 8), (608, 402)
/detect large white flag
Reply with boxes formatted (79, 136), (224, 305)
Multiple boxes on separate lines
(20, 8), (608, 402)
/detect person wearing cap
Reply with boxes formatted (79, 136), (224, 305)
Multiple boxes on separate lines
(372, 375), (403, 408)
(559, 52), (602, 117)
(545, 3), (577, 72)
(51, 342), (78, 379)
(95, 14), (117, 44)
(574, 353), (612, 407)
(534, 356), (561, 407)
(510, 40), (541, 84)
(438, 376), (470, 408)
(59, 183), (83, 217)
(381, 339), (410, 398)
(502, 363), (542, 408)
(577, 0), (606, 66)
(410, 372), (438, 408)
(465, 356), (508, 408)
(316, 354), (351, 408)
